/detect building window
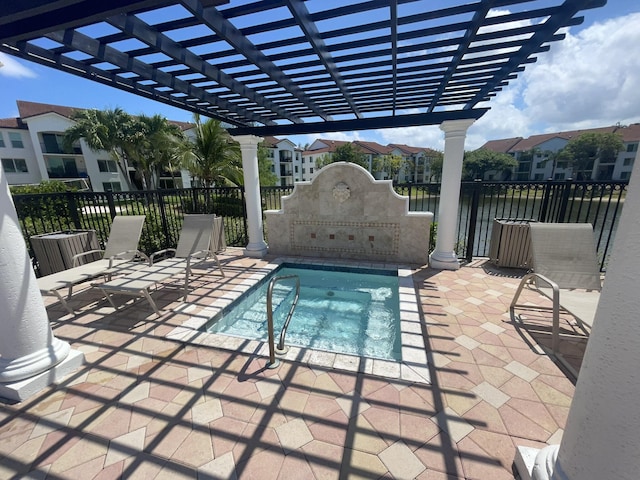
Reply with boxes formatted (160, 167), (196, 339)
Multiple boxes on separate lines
(40, 133), (82, 154)
(302, 167), (306, 174)
(0, 133), (5, 148)
(536, 161), (545, 168)
(626, 143), (638, 153)
(2, 158), (28, 173)
(8, 132), (24, 148)
(102, 181), (122, 192)
(294, 165), (298, 173)
(620, 171), (631, 180)
(554, 172), (565, 180)
(98, 159), (118, 172)
(310, 167), (314, 174)
(534, 173), (544, 180)
(623, 157), (635, 167)
(46, 156), (81, 178)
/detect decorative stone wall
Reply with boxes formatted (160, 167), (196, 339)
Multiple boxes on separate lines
(265, 162), (433, 264)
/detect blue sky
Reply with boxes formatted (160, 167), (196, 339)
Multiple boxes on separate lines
(1, 0), (638, 150)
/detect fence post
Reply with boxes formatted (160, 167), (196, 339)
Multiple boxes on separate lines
(191, 187), (199, 213)
(539, 178), (553, 222)
(557, 178), (573, 222)
(157, 191), (171, 249)
(465, 179), (482, 262)
(106, 190), (117, 219)
(66, 191), (82, 229)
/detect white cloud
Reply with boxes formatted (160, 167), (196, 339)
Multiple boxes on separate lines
(0, 53), (37, 78)
(377, 124), (445, 150)
(521, 13), (640, 131)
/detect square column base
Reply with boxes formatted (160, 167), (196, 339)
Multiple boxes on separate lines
(514, 446), (539, 480)
(429, 251), (460, 270)
(243, 242), (268, 258)
(0, 349), (85, 403)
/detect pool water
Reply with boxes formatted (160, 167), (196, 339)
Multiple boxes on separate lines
(205, 264), (402, 360)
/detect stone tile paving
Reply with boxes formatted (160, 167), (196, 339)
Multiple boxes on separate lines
(0, 250), (588, 479)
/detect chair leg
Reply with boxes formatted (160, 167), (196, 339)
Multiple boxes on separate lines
(551, 289), (561, 354)
(52, 290), (74, 315)
(141, 289), (161, 316)
(213, 253), (225, 277)
(101, 290), (120, 311)
(183, 271), (190, 301)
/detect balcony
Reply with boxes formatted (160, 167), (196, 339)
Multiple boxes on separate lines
(45, 156), (88, 179)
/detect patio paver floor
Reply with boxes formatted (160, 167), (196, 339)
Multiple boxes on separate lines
(0, 249), (587, 479)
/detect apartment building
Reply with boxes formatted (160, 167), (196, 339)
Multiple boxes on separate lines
(302, 139), (440, 183)
(482, 124), (640, 181)
(260, 136), (302, 186)
(0, 100), (194, 192)
(1, 100), (441, 191)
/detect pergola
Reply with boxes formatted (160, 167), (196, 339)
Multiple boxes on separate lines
(0, 0), (604, 136)
(6, 3), (640, 480)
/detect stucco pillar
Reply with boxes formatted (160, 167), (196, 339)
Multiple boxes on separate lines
(0, 168), (84, 402)
(515, 156), (640, 480)
(429, 119), (475, 270)
(233, 135), (268, 257)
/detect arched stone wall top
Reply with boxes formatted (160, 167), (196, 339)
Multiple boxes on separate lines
(265, 162), (433, 264)
(281, 162), (409, 218)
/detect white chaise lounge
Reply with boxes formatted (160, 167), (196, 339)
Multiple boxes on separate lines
(38, 215), (149, 314)
(93, 214), (224, 315)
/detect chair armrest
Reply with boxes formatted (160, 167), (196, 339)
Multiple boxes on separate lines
(186, 249), (211, 270)
(72, 249), (105, 267)
(528, 272), (560, 293)
(151, 248), (176, 264)
(189, 249), (212, 260)
(108, 250), (151, 268)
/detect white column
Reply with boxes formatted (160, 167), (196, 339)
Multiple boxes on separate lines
(429, 119), (475, 270)
(0, 168), (83, 402)
(233, 135), (268, 258)
(515, 156), (640, 480)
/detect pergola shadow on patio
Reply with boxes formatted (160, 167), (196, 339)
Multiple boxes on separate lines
(4, 2), (638, 480)
(0, 250), (583, 479)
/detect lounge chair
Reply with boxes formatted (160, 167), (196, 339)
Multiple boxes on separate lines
(510, 222), (602, 371)
(38, 215), (149, 314)
(93, 214), (224, 315)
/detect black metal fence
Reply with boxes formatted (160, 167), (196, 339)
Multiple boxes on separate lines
(13, 179), (626, 273)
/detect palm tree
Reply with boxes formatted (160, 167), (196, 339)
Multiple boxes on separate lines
(129, 114), (185, 190)
(181, 114), (242, 187)
(63, 108), (137, 190)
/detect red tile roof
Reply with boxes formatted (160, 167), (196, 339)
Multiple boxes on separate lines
(482, 124), (640, 153)
(354, 140), (392, 155)
(614, 123), (640, 142)
(15, 100), (194, 130)
(0, 117), (26, 129)
(261, 136), (281, 148)
(309, 139), (349, 152)
(482, 137), (523, 153)
(17, 100), (79, 120)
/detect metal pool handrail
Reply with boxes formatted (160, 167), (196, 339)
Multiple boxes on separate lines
(266, 274), (300, 369)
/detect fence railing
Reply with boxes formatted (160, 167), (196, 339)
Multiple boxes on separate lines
(13, 179), (626, 273)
